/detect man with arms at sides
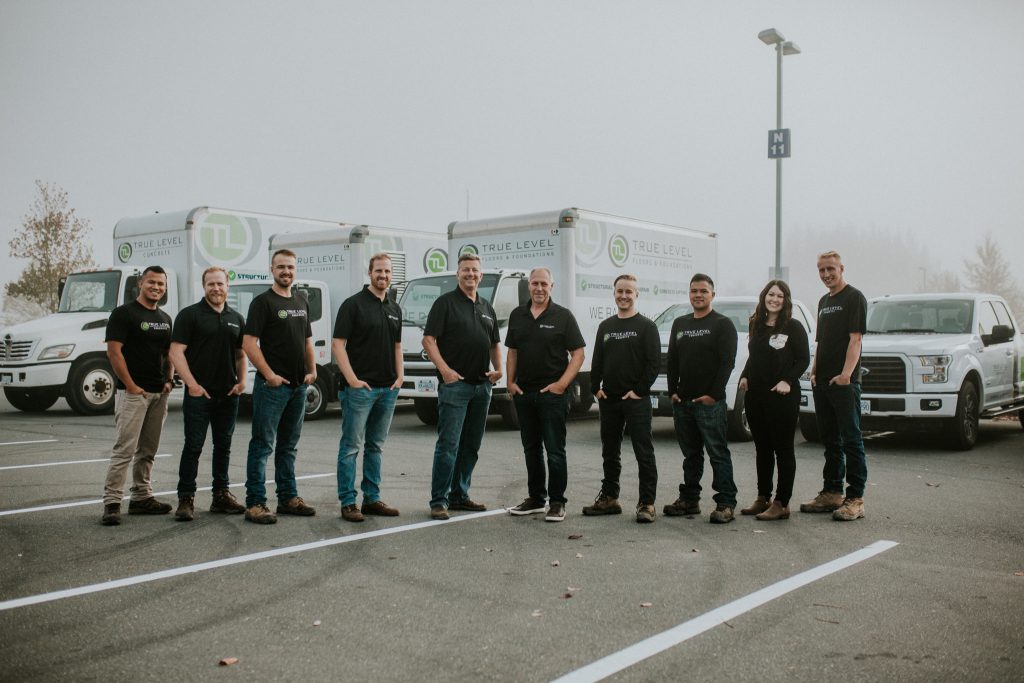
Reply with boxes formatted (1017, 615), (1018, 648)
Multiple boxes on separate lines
(505, 267), (586, 523)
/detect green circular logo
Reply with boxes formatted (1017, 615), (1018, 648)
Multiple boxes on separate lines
(277, 310), (288, 319)
(459, 244), (479, 257)
(118, 243), (132, 263)
(140, 322), (150, 331)
(580, 279), (588, 291)
(653, 284), (660, 296)
(608, 234), (629, 267)
(423, 248), (448, 274)
(228, 270), (237, 281)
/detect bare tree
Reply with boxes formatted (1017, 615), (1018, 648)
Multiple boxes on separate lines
(4, 181), (95, 313)
(963, 233), (1024, 314)
(922, 269), (961, 293)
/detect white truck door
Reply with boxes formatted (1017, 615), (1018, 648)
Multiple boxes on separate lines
(977, 300), (1012, 403)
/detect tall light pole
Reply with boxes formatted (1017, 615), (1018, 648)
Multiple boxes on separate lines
(758, 28), (800, 280)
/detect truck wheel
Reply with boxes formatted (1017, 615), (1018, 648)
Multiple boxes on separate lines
(414, 398), (438, 425)
(3, 387), (59, 413)
(66, 358), (116, 415)
(497, 398), (520, 430)
(304, 377), (330, 421)
(946, 379), (979, 450)
(727, 389), (753, 442)
(799, 413), (820, 443)
(569, 378), (594, 417)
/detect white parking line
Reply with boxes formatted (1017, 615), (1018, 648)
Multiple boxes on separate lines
(0, 453), (172, 471)
(0, 472), (334, 516)
(0, 508), (506, 611)
(0, 439), (59, 447)
(550, 540), (900, 683)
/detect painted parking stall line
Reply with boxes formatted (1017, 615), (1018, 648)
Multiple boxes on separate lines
(0, 439), (60, 447)
(0, 472), (334, 517)
(0, 509), (506, 611)
(551, 540), (900, 683)
(0, 453), (172, 471)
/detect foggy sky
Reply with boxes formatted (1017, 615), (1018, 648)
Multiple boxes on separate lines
(1, 0), (1022, 308)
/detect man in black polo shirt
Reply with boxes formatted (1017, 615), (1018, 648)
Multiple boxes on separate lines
(506, 267), (585, 523)
(332, 253), (404, 523)
(242, 249), (317, 524)
(101, 266), (175, 526)
(169, 266), (247, 521)
(423, 253), (503, 520)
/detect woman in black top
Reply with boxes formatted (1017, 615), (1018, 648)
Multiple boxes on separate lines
(738, 280), (810, 520)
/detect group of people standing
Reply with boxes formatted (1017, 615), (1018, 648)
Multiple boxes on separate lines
(99, 248), (869, 530)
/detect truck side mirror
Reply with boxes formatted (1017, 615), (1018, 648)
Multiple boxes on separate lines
(58, 277), (67, 302)
(518, 278), (530, 306)
(987, 324), (1014, 345)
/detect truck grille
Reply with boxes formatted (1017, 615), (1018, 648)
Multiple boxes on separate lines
(860, 356), (906, 394)
(0, 339), (35, 361)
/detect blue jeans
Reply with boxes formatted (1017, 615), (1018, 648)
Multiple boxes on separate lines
(813, 383), (868, 498)
(430, 380), (491, 508)
(336, 386), (399, 506)
(598, 397), (658, 504)
(514, 390), (570, 504)
(245, 376), (308, 507)
(673, 400), (737, 508)
(177, 393), (239, 497)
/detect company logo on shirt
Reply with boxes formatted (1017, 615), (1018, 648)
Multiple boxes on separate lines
(481, 314), (494, 323)
(539, 324), (555, 329)
(603, 331), (638, 342)
(819, 305), (844, 316)
(387, 314), (400, 322)
(140, 321), (170, 331)
(677, 329), (711, 339)
(277, 309), (307, 319)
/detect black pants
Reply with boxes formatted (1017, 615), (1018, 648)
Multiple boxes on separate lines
(743, 389), (799, 506)
(598, 397), (657, 504)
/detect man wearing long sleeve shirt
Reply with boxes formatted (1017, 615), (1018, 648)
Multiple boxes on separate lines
(663, 274), (739, 524)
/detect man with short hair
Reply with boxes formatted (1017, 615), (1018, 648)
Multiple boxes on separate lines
(583, 274), (660, 524)
(663, 273), (739, 524)
(332, 253), (404, 523)
(801, 251), (869, 521)
(101, 266), (175, 526)
(423, 253), (503, 520)
(506, 267), (586, 523)
(242, 249), (318, 524)
(169, 266), (248, 521)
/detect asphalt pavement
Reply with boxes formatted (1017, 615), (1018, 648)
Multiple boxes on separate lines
(0, 394), (1021, 682)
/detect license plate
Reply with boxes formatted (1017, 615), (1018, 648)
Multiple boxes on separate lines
(650, 395), (659, 409)
(416, 378), (437, 393)
(860, 399), (871, 415)
(0, 373), (12, 385)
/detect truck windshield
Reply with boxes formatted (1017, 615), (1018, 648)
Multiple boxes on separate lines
(398, 274), (500, 328)
(654, 301), (755, 334)
(867, 299), (974, 334)
(227, 283), (272, 315)
(58, 271), (124, 313)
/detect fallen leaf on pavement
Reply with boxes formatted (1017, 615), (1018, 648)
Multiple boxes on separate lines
(312, 620), (321, 627)
(925, 482), (941, 487)
(218, 657), (239, 666)
(560, 593), (573, 599)
(1014, 571), (1024, 577)
(484, 548), (494, 552)
(551, 560), (560, 567)
(691, 548), (699, 553)
(753, 530), (766, 534)
(531, 609), (543, 617)
(567, 586), (579, 592)
(640, 602), (653, 608)
(575, 553), (584, 559)
(568, 534), (583, 540)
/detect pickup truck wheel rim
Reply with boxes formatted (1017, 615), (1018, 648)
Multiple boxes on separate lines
(82, 369), (114, 406)
(961, 390), (978, 443)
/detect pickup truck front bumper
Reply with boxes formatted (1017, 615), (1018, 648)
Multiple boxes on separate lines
(0, 362), (72, 390)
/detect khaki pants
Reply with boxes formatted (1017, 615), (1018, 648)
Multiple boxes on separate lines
(103, 391), (169, 505)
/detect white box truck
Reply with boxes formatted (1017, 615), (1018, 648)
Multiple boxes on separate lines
(0, 207), (342, 415)
(268, 225), (447, 418)
(397, 208), (718, 427)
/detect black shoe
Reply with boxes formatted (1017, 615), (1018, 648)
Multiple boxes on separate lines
(545, 503), (566, 522)
(101, 503), (121, 526)
(128, 497), (173, 515)
(509, 497), (547, 516)
(663, 498), (700, 517)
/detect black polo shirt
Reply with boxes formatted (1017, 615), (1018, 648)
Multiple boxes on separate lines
(244, 289), (312, 386)
(105, 300), (172, 392)
(424, 287), (500, 384)
(815, 284), (867, 384)
(505, 301), (585, 392)
(333, 285), (402, 388)
(172, 298), (245, 396)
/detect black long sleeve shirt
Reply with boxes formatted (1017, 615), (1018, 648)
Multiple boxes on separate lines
(740, 318), (810, 392)
(666, 310), (737, 401)
(590, 313), (659, 398)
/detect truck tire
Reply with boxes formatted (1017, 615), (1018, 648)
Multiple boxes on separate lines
(4, 387), (59, 413)
(569, 377), (594, 417)
(799, 413), (820, 443)
(304, 376), (330, 421)
(66, 358), (116, 415)
(414, 398), (438, 425)
(946, 379), (979, 450)
(497, 397), (520, 430)
(727, 389), (753, 442)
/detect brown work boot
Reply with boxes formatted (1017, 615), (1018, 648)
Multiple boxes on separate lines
(635, 503), (656, 524)
(430, 506), (449, 520)
(755, 500), (791, 521)
(448, 499), (486, 511)
(663, 498), (700, 517)
(245, 503), (277, 524)
(101, 503), (121, 526)
(799, 490), (844, 513)
(277, 496), (316, 516)
(832, 497), (865, 521)
(740, 496), (771, 516)
(340, 504), (365, 522)
(709, 505), (735, 524)
(174, 496), (195, 522)
(209, 489), (245, 514)
(128, 497), (173, 515)
(582, 493), (622, 516)
(361, 500), (400, 517)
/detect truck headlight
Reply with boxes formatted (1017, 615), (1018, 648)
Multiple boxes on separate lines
(919, 355), (951, 383)
(38, 344), (75, 360)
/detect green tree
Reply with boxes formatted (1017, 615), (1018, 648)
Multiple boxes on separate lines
(5, 181), (95, 313)
(962, 232), (1024, 314)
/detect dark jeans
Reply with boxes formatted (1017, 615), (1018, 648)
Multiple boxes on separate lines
(245, 376), (308, 507)
(813, 383), (867, 498)
(673, 399), (738, 508)
(744, 389), (798, 506)
(176, 393), (239, 497)
(598, 397), (657, 504)
(514, 390), (570, 504)
(430, 381), (491, 509)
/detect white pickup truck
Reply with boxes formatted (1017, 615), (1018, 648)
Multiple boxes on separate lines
(799, 292), (1024, 449)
